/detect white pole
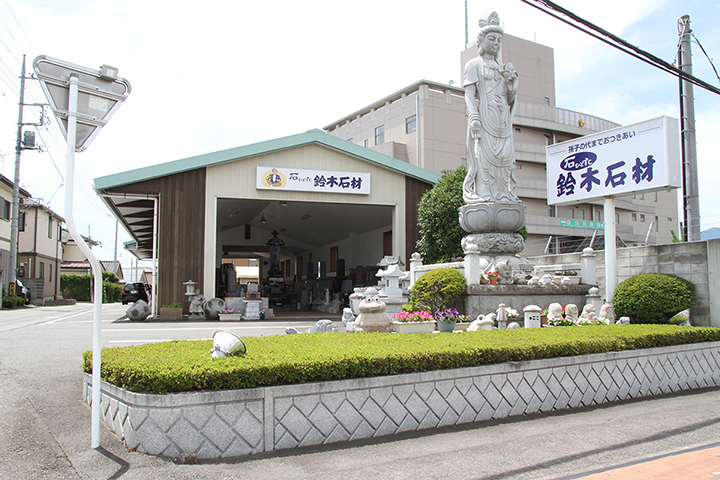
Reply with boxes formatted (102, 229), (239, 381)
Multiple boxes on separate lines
(64, 74), (104, 448)
(603, 197), (617, 304)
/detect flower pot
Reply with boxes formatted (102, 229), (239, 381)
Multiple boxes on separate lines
(565, 276), (581, 285)
(541, 315), (548, 326)
(454, 322), (470, 331)
(436, 319), (457, 332)
(489, 277), (498, 285)
(219, 313), (243, 321)
(393, 321), (436, 334)
(159, 307), (183, 321)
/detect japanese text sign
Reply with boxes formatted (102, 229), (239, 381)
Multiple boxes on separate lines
(256, 166), (371, 195)
(546, 116), (681, 205)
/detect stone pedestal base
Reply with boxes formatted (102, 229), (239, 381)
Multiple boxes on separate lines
(459, 202), (525, 233)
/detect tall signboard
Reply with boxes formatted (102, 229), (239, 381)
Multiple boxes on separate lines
(546, 116), (681, 303)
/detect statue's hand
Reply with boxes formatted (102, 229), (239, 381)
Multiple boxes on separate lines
(470, 119), (482, 139)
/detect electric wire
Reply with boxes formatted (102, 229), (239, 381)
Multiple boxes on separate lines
(692, 34), (720, 85)
(521, 0), (720, 96)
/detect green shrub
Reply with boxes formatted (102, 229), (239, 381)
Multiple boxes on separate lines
(103, 281), (122, 303)
(410, 268), (467, 314)
(162, 302), (182, 308)
(61, 273), (122, 303)
(82, 325), (720, 394)
(613, 273), (696, 324)
(2, 296), (25, 308)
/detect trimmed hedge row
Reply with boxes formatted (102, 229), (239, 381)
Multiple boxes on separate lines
(83, 325), (720, 394)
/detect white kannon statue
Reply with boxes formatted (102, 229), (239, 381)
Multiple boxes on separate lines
(463, 11), (519, 204)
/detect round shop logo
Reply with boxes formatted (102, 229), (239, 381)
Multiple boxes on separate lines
(261, 168), (287, 188)
(560, 152), (597, 171)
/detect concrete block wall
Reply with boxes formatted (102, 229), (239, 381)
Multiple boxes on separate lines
(85, 341), (720, 459)
(529, 239), (719, 327)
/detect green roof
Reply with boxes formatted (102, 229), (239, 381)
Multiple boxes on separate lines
(94, 129), (440, 190)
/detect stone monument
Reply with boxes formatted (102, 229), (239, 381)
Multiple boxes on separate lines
(459, 11), (532, 275)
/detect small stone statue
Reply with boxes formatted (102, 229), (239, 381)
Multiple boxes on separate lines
(355, 287), (393, 333)
(496, 261), (513, 285)
(189, 293), (205, 319)
(598, 304), (615, 323)
(564, 304), (579, 324)
(546, 303), (564, 323)
(468, 315), (495, 331)
(540, 274), (553, 285)
(307, 319), (340, 333)
(342, 307), (356, 332)
(496, 303), (508, 329)
(579, 304), (597, 323)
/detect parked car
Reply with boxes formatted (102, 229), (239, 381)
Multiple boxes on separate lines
(15, 279), (30, 304)
(121, 282), (151, 305)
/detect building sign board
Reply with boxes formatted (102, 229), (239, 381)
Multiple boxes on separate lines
(256, 166), (370, 195)
(546, 116), (681, 206)
(559, 219), (604, 229)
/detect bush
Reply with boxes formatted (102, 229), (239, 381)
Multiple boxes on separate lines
(83, 325), (720, 394)
(613, 273), (696, 324)
(410, 268), (467, 314)
(2, 296), (26, 308)
(61, 273), (122, 303)
(103, 281), (122, 303)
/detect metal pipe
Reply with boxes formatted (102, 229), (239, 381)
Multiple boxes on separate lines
(64, 74), (103, 448)
(603, 198), (617, 303)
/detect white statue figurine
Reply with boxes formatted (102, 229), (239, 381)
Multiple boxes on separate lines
(463, 11), (519, 204)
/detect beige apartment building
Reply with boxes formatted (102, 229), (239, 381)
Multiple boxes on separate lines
(324, 34), (678, 256)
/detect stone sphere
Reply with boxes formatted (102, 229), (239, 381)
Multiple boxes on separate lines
(203, 298), (226, 320)
(127, 300), (150, 322)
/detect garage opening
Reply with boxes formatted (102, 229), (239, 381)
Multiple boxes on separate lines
(216, 198), (395, 312)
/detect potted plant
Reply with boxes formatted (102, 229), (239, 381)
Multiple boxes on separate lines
(160, 302), (183, 321)
(563, 270), (581, 284)
(392, 309), (435, 333)
(540, 308), (549, 325)
(486, 271), (500, 285)
(505, 307), (519, 323)
(434, 308), (470, 332)
(479, 272), (489, 285)
(219, 308), (243, 321)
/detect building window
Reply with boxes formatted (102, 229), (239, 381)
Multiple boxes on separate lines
(364, 139), (369, 148)
(640, 214), (645, 222)
(346, 138), (353, 143)
(516, 162), (523, 170)
(1, 198), (9, 220)
(49, 263), (52, 282)
(374, 125), (385, 145)
(39, 261), (45, 279)
(639, 194), (644, 200)
(545, 134), (552, 145)
(568, 208), (575, 219)
(405, 115), (417, 133)
(577, 209), (585, 220)
(594, 210), (602, 222)
(632, 213), (637, 221)
(18, 212), (25, 232)
(514, 127), (521, 133)
(548, 206), (555, 218)
(383, 231), (392, 257)
(616, 213), (621, 224)
(655, 215), (659, 232)
(544, 97), (551, 105)
(48, 217), (53, 238)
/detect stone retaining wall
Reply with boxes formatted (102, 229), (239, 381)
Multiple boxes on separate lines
(84, 341), (720, 459)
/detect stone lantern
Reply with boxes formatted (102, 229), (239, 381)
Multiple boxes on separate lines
(523, 304), (542, 328)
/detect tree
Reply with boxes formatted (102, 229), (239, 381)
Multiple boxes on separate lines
(416, 166), (466, 264)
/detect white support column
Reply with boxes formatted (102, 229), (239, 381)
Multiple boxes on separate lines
(603, 197), (617, 303)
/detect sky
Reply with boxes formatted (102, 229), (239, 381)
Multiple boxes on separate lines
(0, 0), (719, 280)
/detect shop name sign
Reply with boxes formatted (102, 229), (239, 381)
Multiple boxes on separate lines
(256, 166), (370, 195)
(546, 116), (681, 206)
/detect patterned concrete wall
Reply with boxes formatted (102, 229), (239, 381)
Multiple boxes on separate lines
(84, 341), (720, 459)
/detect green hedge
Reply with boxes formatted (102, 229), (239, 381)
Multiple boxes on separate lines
(82, 325), (720, 394)
(61, 273), (121, 303)
(2, 296), (26, 308)
(613, 273), (696, 324)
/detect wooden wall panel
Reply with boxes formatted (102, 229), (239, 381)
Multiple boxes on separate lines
(405, 176), (432, 265)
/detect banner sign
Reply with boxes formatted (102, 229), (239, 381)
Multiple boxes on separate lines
(546, 116), (681, 205)
(256, 166), (370, 195)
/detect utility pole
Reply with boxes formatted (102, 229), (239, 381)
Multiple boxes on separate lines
(9, 56), (27, 297)
(678, 14), (701, 241)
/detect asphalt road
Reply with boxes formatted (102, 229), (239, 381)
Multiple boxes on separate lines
(1, 302), (719, 479)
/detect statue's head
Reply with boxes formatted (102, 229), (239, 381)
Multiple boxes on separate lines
(477, 12), (503, 56)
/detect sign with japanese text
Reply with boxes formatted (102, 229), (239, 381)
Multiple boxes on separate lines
(546, 116), (681, 205)
(256, 166), (371, 195)
(559, 219), (604, 229)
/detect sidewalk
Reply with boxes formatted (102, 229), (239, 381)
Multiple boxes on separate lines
(571, 444), (720, 479)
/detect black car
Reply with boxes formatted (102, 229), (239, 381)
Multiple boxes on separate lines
(15, 279), (31, 304)
(121, 282), (151, 305)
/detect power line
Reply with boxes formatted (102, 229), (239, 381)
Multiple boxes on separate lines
(520, 0), (720, 97)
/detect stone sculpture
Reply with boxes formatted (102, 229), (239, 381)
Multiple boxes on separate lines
(579, 304), (597, 323)
(462, 11), (519, 204)
(189, 293), (205, 320)
(354, 287), (393, 333)
(126, 300), (150, 322)
(598, 304), (615, 323)
(564, 304), (579, 324)
(546, 303), (564, 323)
(307, 320), (340, 333)
(496, 303), (508, 329)
(496, 261), (513, 285)
(468, 315), (495, 331)
(341, 307), (355, 332)
(458, 11), (531, 275)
